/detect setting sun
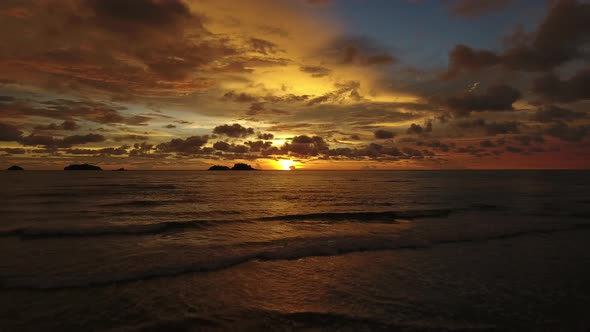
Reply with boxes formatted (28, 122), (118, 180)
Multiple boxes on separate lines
(277, 159), (295, 170)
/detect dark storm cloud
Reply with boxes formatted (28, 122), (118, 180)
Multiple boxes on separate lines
(213, 141), (231, 151)
(321, 37), (397, 67)
(249, 38), (281, 55)
(257, 133), (274, 140)
(0, 98), (152, 126)
(0, 0), (252, 97)
(448, 0), (513, 17)
(512, 135), (545, 146)
(505, 145), (523, 153)
(213, 123), (255, 138)
(300, 65), (332, 78)
(443, 0), (590, 78)
(246, 102), (266, 116)
(62, 145), (129, 156)
(282, 135), (329, 156)
(349, 134), (361, 140)
(245, 140), (273, 152)
(415, 140), (454, 152)
(542, 121), (590, 142)
(0, 147), (26, 155)
(113, 135), (149, 142)
(443, 84), (521, 115)
(156, 135), (209, 154)
(87, 0), (194, 30)
(374, 129), (396, 139)
(532, 105), (587, 122)
(532, 68), (590, 103)
(221, 91), (259, 103)
(455, 118), (521, 135)
(0, 96), (16, 102)
(442, 45), (500, 79)
(19, 133), (106, 148)
(406, 121), (433, 135)
(480, 139), (496, 148)
(34, 120), (80, 131)
(0, 123), (23, 141)
(327, 143), (436, 161)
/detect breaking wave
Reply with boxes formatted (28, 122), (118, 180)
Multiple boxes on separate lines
(3, 222), (589, 291)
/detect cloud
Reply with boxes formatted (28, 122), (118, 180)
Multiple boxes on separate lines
(443, 0), (590, 78)
(62, 145), (129, 156)
(113, 135), (149, 142)
(532, 105), (587, 122)
(257, 133), (274, 140)
(19, 133), (106, 148)
(300, 65), (332, 78)
(0, 123), (23, 141)
(542, 121), (590, 142)
(34, 120), (80, 131)
(156, 135), (209, 154)
(406, 121), (433, 135)
(443, 84), (521, 115)
(245, 140), (273, 152)
(221, 91), (259, 103)
(455, 118), (521, 135)
(321, 37), (397, 67)
(0, 98), (153, 126)
(282, 135), (329, 156)
(213, 123), (255, 138)
(249, 38), (281, 55)
(374, 129), (396, 139)
(87, 0), (195, 31)
(448, 0), (513, 17)
(213, 141), (231, 151)
(532, 68), (590, 103)
(0, 147), (26, 155)
(306, 81), (362, 106)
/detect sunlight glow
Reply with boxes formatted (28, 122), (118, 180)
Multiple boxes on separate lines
(277, 159), (296, 170)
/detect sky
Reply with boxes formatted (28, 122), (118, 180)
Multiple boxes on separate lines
(0, 0), (589, 170)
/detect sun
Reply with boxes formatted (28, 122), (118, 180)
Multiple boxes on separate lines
(277, 159), (296, 170)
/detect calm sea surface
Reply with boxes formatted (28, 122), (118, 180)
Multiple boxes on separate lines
(1, 170), (589, 331)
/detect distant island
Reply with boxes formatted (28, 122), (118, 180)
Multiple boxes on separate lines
(64, 164), (102, 171)
(113, 168), (127, 171)
(6, 165), (24, 171)
(208, 163), (256, 171)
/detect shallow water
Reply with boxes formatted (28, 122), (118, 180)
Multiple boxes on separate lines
(1, 170), (589, 331)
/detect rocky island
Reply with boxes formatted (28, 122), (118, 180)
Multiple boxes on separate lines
(208, 163), (256, 171)
(64, 164), (102, 171)
(6, 165), (24, 171)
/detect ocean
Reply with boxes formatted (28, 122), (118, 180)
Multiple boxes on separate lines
(1, 170), (589, 331)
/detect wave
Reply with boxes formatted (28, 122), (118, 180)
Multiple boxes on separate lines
(256, 208), (453, 222)
(0, 220), (221, 239)
(4, 222), (589, 291)
(100, 199), (195, 207)
(114, 309), (498, 332)
(0, 208), (452, 240)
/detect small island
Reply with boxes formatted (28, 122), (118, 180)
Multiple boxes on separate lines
(6, 165), (24, 171)
(113, 168), (127, 171)
(208, 163), (256, 171)
(209, 165), (231, 170)
(64, 164), (102, 171)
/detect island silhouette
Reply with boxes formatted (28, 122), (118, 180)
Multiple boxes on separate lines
(64, 164), (102, 171)
(209, 163), (256, 171)
(6, 165), (24, 171)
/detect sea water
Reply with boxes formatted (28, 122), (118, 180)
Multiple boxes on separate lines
(1, 170), (589, 331)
